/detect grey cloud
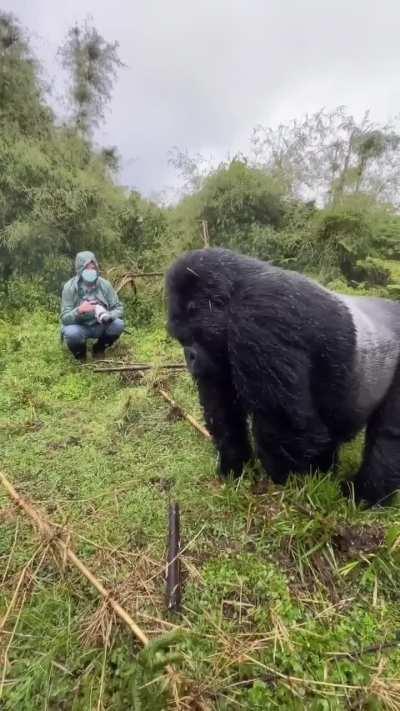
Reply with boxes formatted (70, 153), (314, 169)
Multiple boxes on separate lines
(4, 0), (400, 197)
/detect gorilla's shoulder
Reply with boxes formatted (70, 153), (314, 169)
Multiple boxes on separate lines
(166, 247), (287, 290)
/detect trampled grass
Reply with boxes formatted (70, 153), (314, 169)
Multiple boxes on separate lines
(1, 307), (400, 709)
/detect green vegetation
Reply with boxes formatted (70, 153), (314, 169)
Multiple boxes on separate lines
(2, 305), (400, 709)
(2, 9), (400, 710)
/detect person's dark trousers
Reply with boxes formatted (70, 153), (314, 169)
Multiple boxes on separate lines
(62, 319), (124, 360)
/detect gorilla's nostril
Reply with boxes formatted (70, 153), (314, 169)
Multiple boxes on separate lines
(189, 350), (195, 362)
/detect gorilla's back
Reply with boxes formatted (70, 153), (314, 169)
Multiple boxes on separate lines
(336, 293), (400, 418)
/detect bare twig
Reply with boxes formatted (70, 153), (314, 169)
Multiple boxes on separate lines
(0, 544), (45, 633)
(0, 591), (26, 699)
(0, 470), (149, 647)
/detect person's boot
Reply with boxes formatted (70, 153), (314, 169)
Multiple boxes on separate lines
(68, 343), (87, 362)
(92, 339), (106, 359)
(92, 335), (118, 359)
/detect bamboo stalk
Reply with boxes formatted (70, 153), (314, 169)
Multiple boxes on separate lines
(0, 471), (149, 647)
(157, 388), (211, 440)
(121, 272), (164, 278)
(93, 363), (186, 373)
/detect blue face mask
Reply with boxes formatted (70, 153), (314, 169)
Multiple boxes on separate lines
(82, 268), (98, 284)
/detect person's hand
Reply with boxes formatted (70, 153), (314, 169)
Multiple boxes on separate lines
(94, 304), (112, 323)
(78, 301), (96, 314)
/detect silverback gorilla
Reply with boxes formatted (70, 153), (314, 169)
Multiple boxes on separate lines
(166, 247), (400, 506)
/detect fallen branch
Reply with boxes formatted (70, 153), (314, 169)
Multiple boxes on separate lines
(121, 271), (164, 278)
(166, 503), (181, 613)
(0, 470), (149, 647)
(93, 363), (186, 373)
(156, 388), (211, 440)
(328, 639), (400, 660)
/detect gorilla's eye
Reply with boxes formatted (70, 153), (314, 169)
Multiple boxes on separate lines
(187, 300), (196, 314)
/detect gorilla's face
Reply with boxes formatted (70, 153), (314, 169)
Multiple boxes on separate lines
(166, 256), (233, 380)
(183, 343), (222, 378)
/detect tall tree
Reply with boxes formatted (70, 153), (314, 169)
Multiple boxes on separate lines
(60, 19), (124, 135)
(0, 12), (52, 135)
(250, 107), (400, 208)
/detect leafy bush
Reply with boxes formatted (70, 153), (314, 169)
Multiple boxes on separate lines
(351, 257), (391, 286)
(171, 158), (287, 255)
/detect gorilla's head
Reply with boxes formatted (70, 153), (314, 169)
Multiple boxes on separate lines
(165, 248), (240, 378)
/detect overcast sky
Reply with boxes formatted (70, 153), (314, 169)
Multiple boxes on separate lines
(4, 0), (400, 199)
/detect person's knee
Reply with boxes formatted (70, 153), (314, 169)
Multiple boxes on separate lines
(106, 318), (124, 338)
(62, 325), (86, 346)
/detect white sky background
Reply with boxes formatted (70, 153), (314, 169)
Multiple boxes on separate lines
(3, 0), (400, 200)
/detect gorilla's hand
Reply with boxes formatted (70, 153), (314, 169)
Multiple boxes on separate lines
(218, 446), (250, 479)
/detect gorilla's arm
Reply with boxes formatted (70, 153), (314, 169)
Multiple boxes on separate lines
(196, 376), (252, 477)
(351, 366), (400, 505)
(229, 303), (337, 480)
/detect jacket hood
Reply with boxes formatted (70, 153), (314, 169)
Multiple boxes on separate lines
(74, 251), (99, 276)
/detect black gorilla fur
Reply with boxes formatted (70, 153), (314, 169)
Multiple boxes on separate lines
(166, 247), (400, 506)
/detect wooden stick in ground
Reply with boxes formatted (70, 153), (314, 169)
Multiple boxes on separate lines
(0, 470), (149, 648)
(157, 388), (211, 440)
(166, 503), (181, 613)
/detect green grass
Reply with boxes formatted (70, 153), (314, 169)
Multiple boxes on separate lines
(1, 308), (400, 709)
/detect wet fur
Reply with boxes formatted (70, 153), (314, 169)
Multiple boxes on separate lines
(166, 247), (400, 506)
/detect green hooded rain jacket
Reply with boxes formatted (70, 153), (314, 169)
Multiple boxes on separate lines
(60, 251), (123, 327)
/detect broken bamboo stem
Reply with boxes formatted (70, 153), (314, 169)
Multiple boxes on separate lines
(93, 363), (186, 373)
(0, 470), (149, 647)
(157, 388), (211, 440)
(166, 503), (181, 613)
(120, 272), (164, 278)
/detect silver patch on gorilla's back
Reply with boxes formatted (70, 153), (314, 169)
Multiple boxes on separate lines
(336, 294), (399, 416)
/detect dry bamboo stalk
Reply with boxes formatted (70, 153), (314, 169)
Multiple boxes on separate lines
(93, 363), (186, 373)
(120, 271), (164, 278)
(0, 471), (149, 647)
(157, 388), (211, 440)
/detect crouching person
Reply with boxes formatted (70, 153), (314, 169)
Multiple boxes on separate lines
(61, 251), (124, 361)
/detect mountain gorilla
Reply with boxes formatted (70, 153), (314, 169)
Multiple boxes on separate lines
(165, 247), (400, 506)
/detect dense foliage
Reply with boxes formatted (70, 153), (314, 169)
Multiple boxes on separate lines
(2, 12), (400, 293)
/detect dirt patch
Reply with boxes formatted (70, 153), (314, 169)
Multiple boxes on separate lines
(333, 524), (385, 558)
(166, 405), (183, 422)
(119, 370), (144, 386)
(0, 506), (17, 524)
(47, 436), (82, 451)
(148, 476), (174, 493)
(250, 479), (271, 496)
